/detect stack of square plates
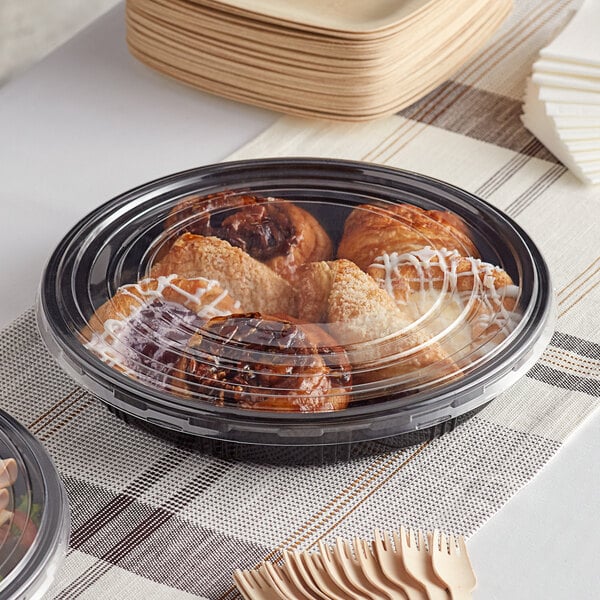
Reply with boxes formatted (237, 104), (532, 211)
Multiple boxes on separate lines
(522, 0), (600, 185)
(126, 0), (512, 121)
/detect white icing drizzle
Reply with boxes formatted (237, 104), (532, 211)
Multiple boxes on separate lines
(84, 274), (239, 377)
(370, 247), (521, 355)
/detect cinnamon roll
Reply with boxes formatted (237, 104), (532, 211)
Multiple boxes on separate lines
(337, 203), (479, 271)
(172, 313), (352, 412)
(163, 191), (333, 280)
(81, 275), (240, 387)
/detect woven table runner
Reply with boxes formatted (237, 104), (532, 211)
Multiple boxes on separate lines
(1, 0), (599, 598)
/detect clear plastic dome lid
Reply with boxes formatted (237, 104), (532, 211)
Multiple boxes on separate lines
(0, 410), (69, 598)
(37, 158), (553, 445)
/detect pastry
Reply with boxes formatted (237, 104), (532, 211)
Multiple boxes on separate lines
(295, 259), (460, 387)
(367, 247), (520, 361)
(81, 275), (240, 386)
(163, 191), (333, 280)
(337, 203), (480, 271)
(171, 313), (352, 412)
(150, 233), (296, 316)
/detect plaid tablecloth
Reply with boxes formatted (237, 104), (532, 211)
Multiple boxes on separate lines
(1, 0), (599, 598)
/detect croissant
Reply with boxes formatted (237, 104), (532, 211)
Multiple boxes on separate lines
(295, 259), (459, 387)
(163, 191), (333, 281)
(81, 275), (240, 386)
(150, 233), (296, 316)
(171, 313), (352, 412)
(337, 203), (480, 271)
(367, 247), (520, 362)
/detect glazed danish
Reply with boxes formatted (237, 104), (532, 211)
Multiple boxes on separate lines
(367, 247), (520, 362)
(164, 191), (333, 280)
(81, 275), (240, 387)
(296, 259), (460, 386)
(150, 233), (296, 316)
(337, 203), (480, 271)
(171, 313), (352, 412)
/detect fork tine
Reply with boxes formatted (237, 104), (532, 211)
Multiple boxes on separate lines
(352, 537), (361, 560)
(373, 529), (383, 551)
(442, 530), (449, 554)
(233, 570), (254, 599)
(457, 534), (467, 554)
(393, 528), (404, 552)
(432, 529), (440, 553)
(407, 526), (416, 549)
(383, 530), (393, 552)
(336, 537), (352, 561)
(417, 529), (425, 551)
(318, 540), (331, 561)
(447, 533), (456, 556)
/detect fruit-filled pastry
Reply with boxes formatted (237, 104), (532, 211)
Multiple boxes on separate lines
(81, 275), (240, 387)
(367, 247), (520, 362)
(163, 190), (333, 281)
(171, 313), (352, 412)
(337, 203), (479, 271)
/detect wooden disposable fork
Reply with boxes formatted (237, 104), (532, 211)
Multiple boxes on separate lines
(260, 559), (314, 600)
(352, 537), (409, 599)
(332, 537), (395, 600)
(280, 550), (331, 599)
(301, 551), (351, 600)
(233, 529), (476, 600)
(372, 529), (428, 600)
(396, 526), (449, 600)
(317, 539), (375, 599)
(431, 531), (477, 600)
(233, 567), (281, 600)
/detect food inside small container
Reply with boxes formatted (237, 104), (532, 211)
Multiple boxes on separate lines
(0, 411), (69, 598)
(37, 159), (554, 450)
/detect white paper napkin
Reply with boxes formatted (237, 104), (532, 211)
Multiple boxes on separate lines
(521, 79), (600, 183)
(521, 0), (600, 184)
(539, 0), (600, 67)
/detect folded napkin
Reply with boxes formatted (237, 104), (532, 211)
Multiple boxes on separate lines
(540, 0), (600, 66)
(522, 0), (600, 184)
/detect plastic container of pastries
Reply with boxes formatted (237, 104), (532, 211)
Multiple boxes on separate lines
(0, 409), (69, 598)
(37, 158), (554, 460)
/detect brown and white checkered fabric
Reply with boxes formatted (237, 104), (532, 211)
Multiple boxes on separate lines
(0, 1), (598, 598)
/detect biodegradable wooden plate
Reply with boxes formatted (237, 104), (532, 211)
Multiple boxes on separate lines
(127, 0), (509, 116)
(126, 0), (511, 119)
(132, 0), (458, 58)
(126, 0), (492, 88)
(128, 0), (500, 75)
(127, 0), (509, 120)
(187, 0), (439, 37)
(128, 0), (426, 70)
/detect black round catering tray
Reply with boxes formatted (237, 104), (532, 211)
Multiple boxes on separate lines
(36, 158), (554, 460)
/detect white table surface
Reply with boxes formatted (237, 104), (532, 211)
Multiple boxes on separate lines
(0, 5), (598, 599)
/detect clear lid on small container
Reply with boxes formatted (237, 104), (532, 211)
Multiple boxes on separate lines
(37, 158), (554, 445)
(0, 410), (69, 599)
